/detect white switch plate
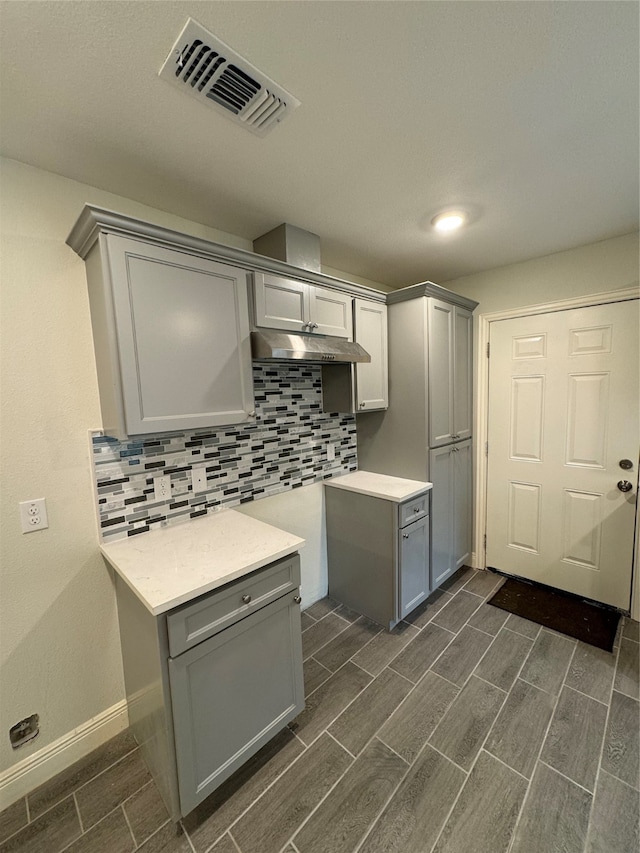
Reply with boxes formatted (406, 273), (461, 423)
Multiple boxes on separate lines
(191, 466), (207, 493)
(19, 498), (49, 533)
(327, 444), (336, 462)
(154, 476), (171, 502)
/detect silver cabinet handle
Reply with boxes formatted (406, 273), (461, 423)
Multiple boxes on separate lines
(403, 533), (409, 539)
(359, 402), (366, 408)
(414, 507), (420, 513)
(293, 595), (302, 604)
(241, 594), (252, 604)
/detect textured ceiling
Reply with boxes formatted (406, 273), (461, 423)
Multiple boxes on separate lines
(0, 1), (637, 287)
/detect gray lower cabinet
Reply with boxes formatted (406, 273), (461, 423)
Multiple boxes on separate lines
(430, 439), (473, 588)
(326, 488), (430, 630)
(115, 554), (304, 820)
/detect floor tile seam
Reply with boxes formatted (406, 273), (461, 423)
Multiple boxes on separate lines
(620, 634), (639, 645)
(301, 619), (353, 661)
(202, 732), (315, 850)
(597, 767), (640, 793)
(422, 742), (479, 853)
(388, 623), (459, 685)
(2, 789), (85, 851)
(325, 729), (358, 761)
(272, 734), (364, 853)
(21, 744), (140, 827)
(301, 657), (372, 702)
(119, 799), (138, 849)
(54, 802), (122, 853)
(45, 745), (144, 819)
(313, 621), (385, 673)
(0, 798), (30, 842)
(458, 619), (518, 688)
(24, 796), (30, 825)
(72, 791), (84, 835)
(536, 759), (596, 796)
(561, 682), (610, 708)
(517, 674), (555, 697)
(348, 738), (426, 853)
(539, 626), (578, 646)
(430, 595), (484, 635)
(180, 818), (199, 853)
(227, 830), (244, 853)
(471, 673), (509, 694)
(351, 624), (421, 677)
(503, 620), (542, 641)
(610, 682), (640, 702)
(508, 639), (583, 853)
(584, 636), (624, 852)
(480, 748), (531, 784)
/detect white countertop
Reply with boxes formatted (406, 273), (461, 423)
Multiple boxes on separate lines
(324, 470), (432, 502)
(101, 509), (305, 616)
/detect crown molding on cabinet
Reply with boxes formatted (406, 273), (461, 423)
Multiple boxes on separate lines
(66, 205), (388, 303)
(386, 281), (479, 311)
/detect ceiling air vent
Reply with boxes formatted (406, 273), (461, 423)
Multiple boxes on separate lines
(159, 18), (300, 136)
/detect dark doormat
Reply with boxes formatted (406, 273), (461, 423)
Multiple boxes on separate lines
(487, 576), (620, 652)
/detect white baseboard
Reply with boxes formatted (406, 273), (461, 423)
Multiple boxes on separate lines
(0, 700), (129, 811)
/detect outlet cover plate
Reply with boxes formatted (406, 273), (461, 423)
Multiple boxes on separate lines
(19, 498), (49, 533)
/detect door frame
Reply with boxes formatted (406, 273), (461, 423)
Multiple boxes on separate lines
(473, 286), (640, 617)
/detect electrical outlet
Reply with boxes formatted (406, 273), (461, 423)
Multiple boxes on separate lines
(191, 466), (207, 494)
(326, 444), (336, 462)
(19, 498), (49, 533)
(154, 476), (171, 502)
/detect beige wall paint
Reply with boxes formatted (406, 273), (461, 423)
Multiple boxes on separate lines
(0, 157), (386, 780)
(442, 231), (639, 313)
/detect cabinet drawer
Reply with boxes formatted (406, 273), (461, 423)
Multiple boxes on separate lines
(398, 494), (429, 528)
(167, 554), (301, 657)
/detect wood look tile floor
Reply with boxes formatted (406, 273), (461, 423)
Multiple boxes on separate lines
(2, 568), (639, 853)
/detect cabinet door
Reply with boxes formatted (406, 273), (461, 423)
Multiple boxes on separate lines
(399, 515), (430, 618)
(354, 299), (388, 411)
(453, 307), (473, 441)
(310, 286), (353, 338)
(453, 439), (473, 569)
(253, 272), (310, 333)
(428, 299), (455, 447)
(168, 591), (304, 816)
(105, 235), (254, 435)
(429, 445), (456, 588)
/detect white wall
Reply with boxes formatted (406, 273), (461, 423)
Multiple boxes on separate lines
(0, 157), (385, 794)
(442, 232), (639, 313)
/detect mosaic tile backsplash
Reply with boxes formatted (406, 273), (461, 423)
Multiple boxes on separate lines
(92, 363), (357, 540)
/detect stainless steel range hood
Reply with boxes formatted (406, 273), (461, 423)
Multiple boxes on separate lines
(251, 329), (370, 363)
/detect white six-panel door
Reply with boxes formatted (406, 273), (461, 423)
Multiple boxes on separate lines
(486, 300), (638, 610)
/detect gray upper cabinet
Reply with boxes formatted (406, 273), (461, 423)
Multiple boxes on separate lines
(428, 298), (473, 447)
(83, 234), (255, 438)
(354, 298), (388, 411)
(253, 271), (353, 338)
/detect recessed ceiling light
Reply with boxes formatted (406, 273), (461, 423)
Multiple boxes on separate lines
(431, 211), (466, 232)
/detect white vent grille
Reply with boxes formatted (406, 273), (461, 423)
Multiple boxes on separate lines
(159, 19), (300, 136)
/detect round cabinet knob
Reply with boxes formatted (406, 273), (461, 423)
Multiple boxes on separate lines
(414, 507), (420, 513)
(617, 480), (633, 493)
(293, 595), (302, 604)
(241, 594), (252, 604)
(403, 533), (409, 539)
(359, 402), (366, 408)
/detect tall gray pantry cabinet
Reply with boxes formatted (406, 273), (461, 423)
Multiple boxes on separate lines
(357, 283), (478, 589)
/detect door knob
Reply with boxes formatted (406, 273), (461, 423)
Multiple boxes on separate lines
(617, 480), (633, 493)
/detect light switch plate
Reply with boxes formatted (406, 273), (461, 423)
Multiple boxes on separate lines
(19, 498), (49, 533)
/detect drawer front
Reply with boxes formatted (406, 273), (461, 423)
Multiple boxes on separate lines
(399, 494), (429, 528)
(167, 554), (301, 657)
